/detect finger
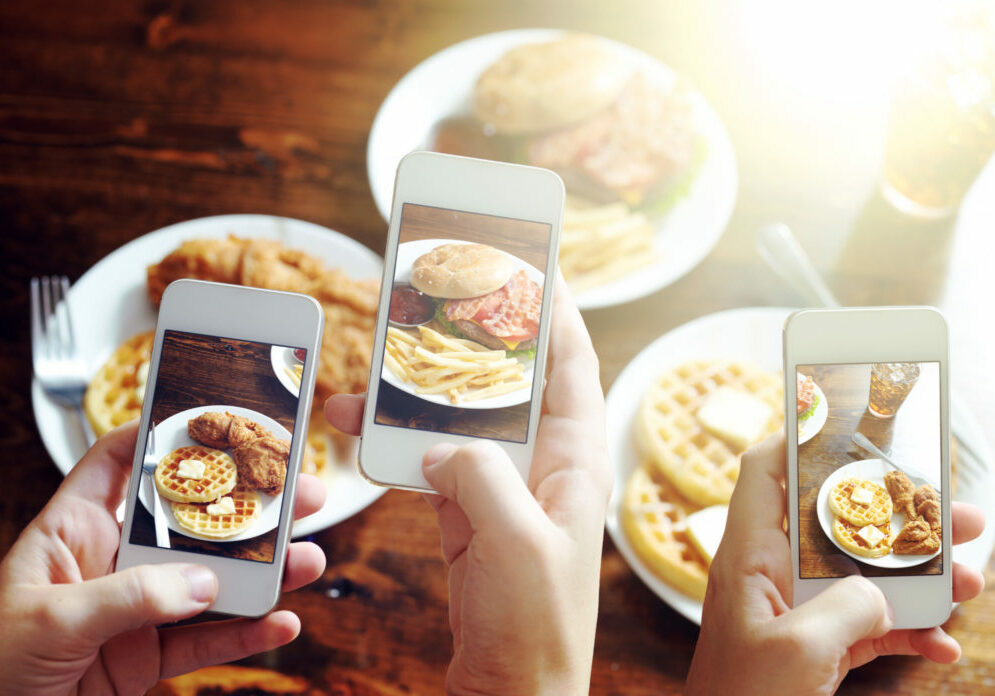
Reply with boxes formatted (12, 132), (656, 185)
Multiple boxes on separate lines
(158, 610), (301, 679)
(952, 501), (985, 545)
(953, 561), (985, 602)
(57, 563), (217, 644)
(434, 497), (474, 565)
(57, 421), (140, 516)
(422, 441), (545, 534)
(779, 575), (892, 649)
(292, 473), (326, 520)
(849, 626), (960, 669)
(324, 393), (365, 436)
(721, 432), (787, 548)
(542, 275), (604, 428)
(282, 541), (326, 592)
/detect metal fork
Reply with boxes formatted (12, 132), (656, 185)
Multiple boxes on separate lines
(31, 276), (95, 447)
(142, 422), (171, 548)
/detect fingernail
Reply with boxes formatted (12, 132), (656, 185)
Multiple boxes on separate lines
(182, 566), (218, 603)
(423, 443), (457, 470)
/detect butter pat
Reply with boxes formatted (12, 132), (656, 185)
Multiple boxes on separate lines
(696, 387), (774, 450)
(856, 524), (885, 548)
(685, 505), (729, 565)
(206, 496), (236, 516)
(176, 459), (206, 480)
(850, 486), (874, 506)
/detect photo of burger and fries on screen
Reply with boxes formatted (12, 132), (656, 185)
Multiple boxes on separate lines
(382, 239), (543, 408)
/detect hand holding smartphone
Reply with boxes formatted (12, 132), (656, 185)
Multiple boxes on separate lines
(360, 152), (564, 491)
(117, 280), (324, 617)
(784, 307), (951, 629)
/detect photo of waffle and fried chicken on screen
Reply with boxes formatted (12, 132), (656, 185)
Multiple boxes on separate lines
(128, 330), (304, 563)
(797, 361), (943, 578)
(374, 203), (551, 444)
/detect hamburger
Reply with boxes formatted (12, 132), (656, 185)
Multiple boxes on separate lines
(410, 243), (542, 355)
(797, 373), (820, 427)
(458, 34), (703, 210)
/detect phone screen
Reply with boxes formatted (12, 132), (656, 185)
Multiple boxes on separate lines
(796, 361), (942, 578)
(373, 202), (552, 444)
(127, 329), (307, 564)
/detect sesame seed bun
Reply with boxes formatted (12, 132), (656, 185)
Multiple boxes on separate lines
(409, 243), (514, 299)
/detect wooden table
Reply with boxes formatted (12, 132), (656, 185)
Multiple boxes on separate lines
(3, 1), (995, 694)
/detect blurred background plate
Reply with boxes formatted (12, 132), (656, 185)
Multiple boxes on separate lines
(366, 28), (737, 311)
(605, 307), (995, 624)
(30, 214), (386, 537)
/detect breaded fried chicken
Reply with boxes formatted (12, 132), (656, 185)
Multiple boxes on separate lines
(914, 484), (939, 511)
(893, 518), (940, 555)
(884, 470), (917, 520)
(187, 411), (234, 449)
(227, 414), (269, 448)
(917, 498), (942, 531)
(233, 436), (289, 495)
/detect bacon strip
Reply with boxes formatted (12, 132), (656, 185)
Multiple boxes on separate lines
(445, 271), (542, 341)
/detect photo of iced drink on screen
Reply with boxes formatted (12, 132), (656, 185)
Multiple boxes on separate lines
(374, 203), (551, 444)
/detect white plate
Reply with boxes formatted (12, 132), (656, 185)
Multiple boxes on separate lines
(366, 29), (738, 311)
(798, 382), (829, 445)
(30, 214), (387, 537)
(382, 239), (540, 409)
(815, 458), (940, 568)
(605, 307), (995, 625)
(270, 346), (303, 399)
(140, 405), (289, 542)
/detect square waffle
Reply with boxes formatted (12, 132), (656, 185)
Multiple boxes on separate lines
(83, 330), (154, 437)
(155, 445), (238, 504)
(170, 486), (261, 539)
(635, 359), (783, 507)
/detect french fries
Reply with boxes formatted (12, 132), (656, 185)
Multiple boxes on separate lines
(559, 197), (660, 292)
(385, 325), (529, 405)
(284, 364), (303, 389)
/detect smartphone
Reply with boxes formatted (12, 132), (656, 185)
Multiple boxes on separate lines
(360, 151), (563, 491)
(784, 307), (951, 628)
(116, 279), (323, 617)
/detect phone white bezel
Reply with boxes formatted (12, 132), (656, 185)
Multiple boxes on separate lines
(360, 151), (564, 492)
(116, 279), (324, 618)
(784, 306), (951, 629)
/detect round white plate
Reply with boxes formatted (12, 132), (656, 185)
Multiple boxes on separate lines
(30, 214), (387, 537)
(798, 382), (828, 446)
(816, 458), (941, 568)
(605, 307), (995, 624)
(270, 346), (303, 399)
(140, 405), (289, 542)
(382, 239), (540, 409)
(366, 28), (738, 311)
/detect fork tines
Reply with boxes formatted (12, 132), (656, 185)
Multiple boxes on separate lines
(31, 276), (75, 362)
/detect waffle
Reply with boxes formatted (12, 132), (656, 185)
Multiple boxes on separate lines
(832, 517), (893, 558)
(155, 445), (238, 504)
(828, 478), (893, 526)
(636, 359), (783, 507)
(170, 486), (261, 539)
(84, 331), (155, 437)
(621, 465), (709, 601)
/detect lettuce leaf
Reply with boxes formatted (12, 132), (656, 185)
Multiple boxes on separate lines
(799, 392), (820, 423)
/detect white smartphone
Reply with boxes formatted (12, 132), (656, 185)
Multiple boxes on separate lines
(360, 151), (563, 491)
(116, 279), (323, 617)
(784, 307), (951, 629)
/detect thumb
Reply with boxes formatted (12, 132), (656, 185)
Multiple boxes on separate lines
(422, 440), (545, 532)
(56, 564), (217, 643)
(779, 575), (893, 648)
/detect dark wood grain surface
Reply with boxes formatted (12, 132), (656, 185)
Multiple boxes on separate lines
(132, 330), (298, 562)
(3, 1), (995, 694)
(798, 362), (943, 579)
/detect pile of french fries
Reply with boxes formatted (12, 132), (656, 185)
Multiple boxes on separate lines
(559, 198), (659, 292)
(284, 363), (303, 389)
(385, 325), (529, 405)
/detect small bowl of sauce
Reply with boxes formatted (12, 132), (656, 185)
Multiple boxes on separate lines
(292, 348), (307, 363)
(388, 284), (435, 328)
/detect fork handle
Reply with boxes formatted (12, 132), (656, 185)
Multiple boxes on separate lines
(74, 404), (97, 447)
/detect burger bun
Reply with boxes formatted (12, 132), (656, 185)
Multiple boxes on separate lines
(410, 243), (514, 299)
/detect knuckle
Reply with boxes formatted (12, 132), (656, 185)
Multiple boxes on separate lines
(126, 565), (168, 616)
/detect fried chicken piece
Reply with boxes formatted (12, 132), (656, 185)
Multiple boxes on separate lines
(148, 237), (246, 306)
(233, 436), (289, 495)
(238, 240), (325, 295)
(893, 518), (940, 555)
(188, 411), (235, 449)
(914, 484), (939, 510)
(917, 498), (942, 531)
(227, 414), (269, 448)
(884, 470), (917, 520)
